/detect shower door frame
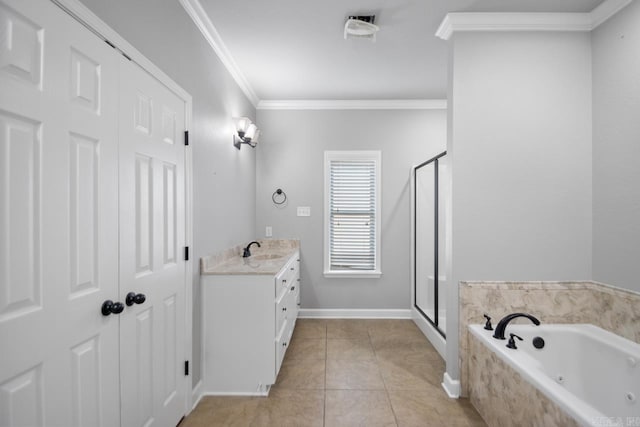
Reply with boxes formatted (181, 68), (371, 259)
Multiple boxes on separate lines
(413, 151), (446, 339)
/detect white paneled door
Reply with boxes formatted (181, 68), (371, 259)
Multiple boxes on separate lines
(0, 1), (188, 426)
(118, 57), (186, 427)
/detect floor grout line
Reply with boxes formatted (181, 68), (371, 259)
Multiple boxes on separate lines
(386, 389), (400, 427)
(374, 328), (399, 427)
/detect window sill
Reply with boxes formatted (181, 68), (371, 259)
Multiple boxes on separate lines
(323, 270), (382, 279)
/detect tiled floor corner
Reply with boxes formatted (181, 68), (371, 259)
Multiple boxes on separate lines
(181, 319), (486, 427)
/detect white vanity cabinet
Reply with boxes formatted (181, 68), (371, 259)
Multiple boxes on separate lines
(201, 251), (300, 395)
(274, 254), (301, 371)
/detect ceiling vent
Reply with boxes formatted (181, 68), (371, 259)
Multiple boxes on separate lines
(344, 15), (379, 42)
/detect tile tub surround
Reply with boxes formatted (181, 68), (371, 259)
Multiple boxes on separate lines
(183, 319), (486, 427)
(458, 281), (640, 397)
(468, 333), (579, 427)
(200, 239), (299, 275)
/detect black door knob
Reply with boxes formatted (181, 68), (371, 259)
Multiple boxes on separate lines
(101, 300), (125, 316)
(126, 292), (146, 306)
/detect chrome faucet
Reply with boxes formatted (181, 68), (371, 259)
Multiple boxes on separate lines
(242, 241), (261, 257)
(492, 313), (540, 340)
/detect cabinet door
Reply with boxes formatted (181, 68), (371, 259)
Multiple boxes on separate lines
(290, 256), (300, 320)
(118, 56), (187, 427)
(281, 255), (299, 325)
(277, 255), (300, 375)
(0, 0), (120, 425)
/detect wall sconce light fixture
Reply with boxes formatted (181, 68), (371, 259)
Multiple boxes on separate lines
(233, 117), (260, 149)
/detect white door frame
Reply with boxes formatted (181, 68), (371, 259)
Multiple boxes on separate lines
(51, 0), (195, 414)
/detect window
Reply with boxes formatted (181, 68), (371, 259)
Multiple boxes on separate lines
(324, 151), (381, 278)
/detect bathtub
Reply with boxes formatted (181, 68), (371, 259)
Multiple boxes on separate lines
(469, 323), (640, 426)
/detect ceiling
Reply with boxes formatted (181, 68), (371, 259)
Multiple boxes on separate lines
(197, 0), (604, 101)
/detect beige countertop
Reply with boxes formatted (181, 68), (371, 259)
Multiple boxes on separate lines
(200, 239), (299, 275)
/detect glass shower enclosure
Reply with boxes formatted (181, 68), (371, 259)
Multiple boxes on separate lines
(413, 152), (448, 337)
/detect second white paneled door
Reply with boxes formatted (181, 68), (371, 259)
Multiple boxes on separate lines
(118, 56), (186, 427)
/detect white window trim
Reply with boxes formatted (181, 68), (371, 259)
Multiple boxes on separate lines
(324, 150), (382, 278)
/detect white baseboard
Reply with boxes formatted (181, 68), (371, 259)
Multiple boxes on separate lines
(201, 390), (269, 397)
(298, 308), (411, 319)
(191, 380), (203, 410)
(442, 372), (460, 398)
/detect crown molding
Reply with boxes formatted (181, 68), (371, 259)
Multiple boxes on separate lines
(257, 99), (447, 110)
(590, 0), (632, 28)
(436, 12), (591, 40)
(436, 0), (633, 40)
(179, 0), (259, 107)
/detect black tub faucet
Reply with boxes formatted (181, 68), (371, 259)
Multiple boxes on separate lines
(492, 313), (540, 340)
(242, 241), (261, 257)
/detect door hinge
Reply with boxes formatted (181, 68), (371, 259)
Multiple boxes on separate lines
(104, 39), (130, 61)
(184, 246), (189, 261)
(184, 360), (189, 376)
(184, 130), (189, 146)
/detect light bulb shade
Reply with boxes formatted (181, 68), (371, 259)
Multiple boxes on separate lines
(252, 129), (260, 144)
(234, 117), (251, 134)
(232, 117), (259, 149)
(244, 123), (257, 141)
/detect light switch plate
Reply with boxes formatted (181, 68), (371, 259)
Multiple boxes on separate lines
(265, 226), (272, 237)
(297, 206), (311, 217)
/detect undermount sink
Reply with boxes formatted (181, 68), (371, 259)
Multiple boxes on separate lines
(250, 254), (284, 261)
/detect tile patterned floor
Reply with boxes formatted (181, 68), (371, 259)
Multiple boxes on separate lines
(181, 319), (486, 427)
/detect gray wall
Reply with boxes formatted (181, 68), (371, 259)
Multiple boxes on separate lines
(446, 32), (593, 379)
(80, 0), (257, 388)
(592, 1), (640, 293)
(255, 109), (446, 309)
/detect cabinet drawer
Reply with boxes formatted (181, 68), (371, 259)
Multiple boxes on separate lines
(275, 257), (297, 295)
(275, 288), (288, 334)
(288, 258), (299, 277)
(286, 280), (298, 298)
(284, 282), (299, 320)
(275, 319), (289, 374)
(276, 273), (293, 294)
(292, 279), (300, 301)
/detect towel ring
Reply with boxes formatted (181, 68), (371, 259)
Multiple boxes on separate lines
(272, 188), (287, 205)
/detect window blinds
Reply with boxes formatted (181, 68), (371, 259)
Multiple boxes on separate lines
(329, 159), (377, 270)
